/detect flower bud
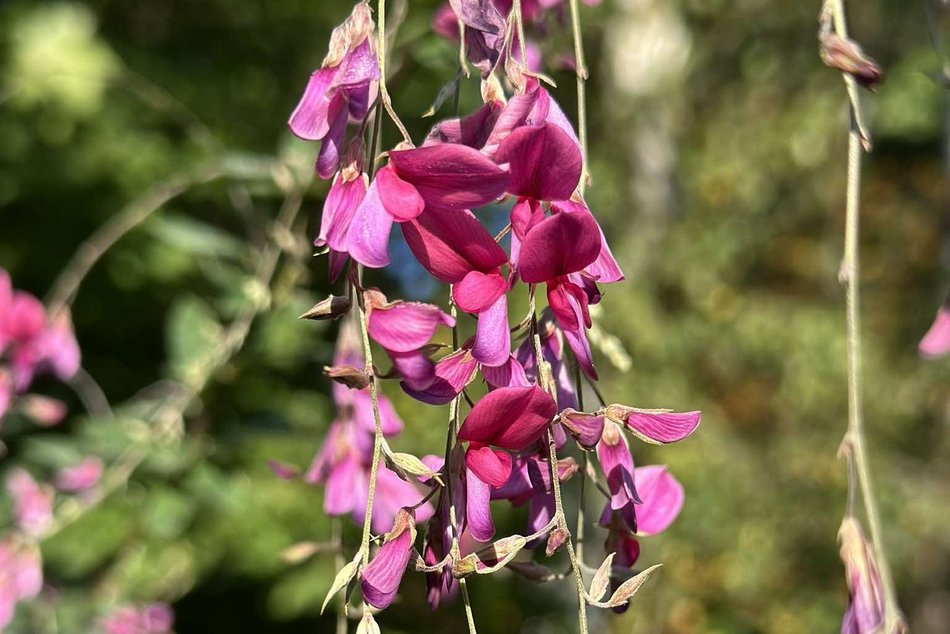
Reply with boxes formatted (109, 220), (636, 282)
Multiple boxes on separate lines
(323, 365), (371, 390)
(559, 409), (605, 449)
(545, 527), (568, 557)
(819, 33), (882, 89)
(299, 294), (351, 320)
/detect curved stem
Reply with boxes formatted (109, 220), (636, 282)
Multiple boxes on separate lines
(827, 1), (904, 629)
(567, 0), (590, 194)
(376, 0), (412, 144)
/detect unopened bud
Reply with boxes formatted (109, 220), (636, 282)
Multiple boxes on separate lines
(545, 527), (568, 557)
(560, 409), (605, 449)
(299, 295), (351, 320)
(323, 365), (370, 390)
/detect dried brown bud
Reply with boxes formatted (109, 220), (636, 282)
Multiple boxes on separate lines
(545, 527), (568, 557)
(323, 2), (375, 68)
(299, 295), (351, 320)
(323, 365), (370, 390)
(820, 33), (882, 89)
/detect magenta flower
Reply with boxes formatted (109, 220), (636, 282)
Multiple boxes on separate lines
(919, 302), (950, 358)
(401, 338), (480, 405)
(457, 384), (557, 486)
(364, 289), (455, 355)
(288, 2), (379, 178)
(0, 537), (43, 631)
(596, 423), (639, 532)
(361, 508), (417, 609)
(605, 405), (702, 445)
(316, 145), (369, 281)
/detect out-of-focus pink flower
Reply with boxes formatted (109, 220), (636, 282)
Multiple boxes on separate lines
(839, 517), (887, 634)
(919, 304), (950, 359)
(55, 457), (104, 493)
(0, 370), (11, 421)
(6, 469), (53, 537)
(17, 395), (68, 427)
(101, 602), (174, 634)
(632, 465), (684, 536)
(361, 508), (416, 609)
(0, 537), (43, 631)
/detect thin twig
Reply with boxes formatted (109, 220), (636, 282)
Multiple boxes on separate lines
(567, 0), (590, 193)
(826, 1), (904, 630)
(376, 0), (412, 144)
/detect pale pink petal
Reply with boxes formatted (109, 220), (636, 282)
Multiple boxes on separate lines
(6, 468), (53, 536)
(633, 465), (684, 536)
(347, 178), (395, 268)
(352, 390), (404, 436)
(55, 457), (103, 492)
(17, 395), (67, 426)
(324, 453), (360, 515)
(919, 307), (950, 358)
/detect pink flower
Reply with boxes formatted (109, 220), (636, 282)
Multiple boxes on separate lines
(55, 457), (104, 492)
(839, 517), (889, 634)
(919, 304), (950, 358)
(361, 508), (416, 609)
(0, 537), (43, 631)
(604, 405), (702, 445)
(288, 2), (379, 178)
(316, 144), (369, 281)
(596, 423), (639, 532)
(101, 602), (174, 634)
(6, 468), (53, 537)
(457, 385), (557, 486)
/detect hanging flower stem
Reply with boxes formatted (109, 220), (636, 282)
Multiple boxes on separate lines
(567, 0), (590, 193)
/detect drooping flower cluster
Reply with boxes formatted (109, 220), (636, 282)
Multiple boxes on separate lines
(0, 268), (81, 426)
(284, 0), (701, 626)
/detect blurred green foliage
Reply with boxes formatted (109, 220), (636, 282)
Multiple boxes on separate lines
(1, 0), (949, 632)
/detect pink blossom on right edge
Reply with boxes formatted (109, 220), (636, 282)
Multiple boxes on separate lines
(919, 304), (950, 358)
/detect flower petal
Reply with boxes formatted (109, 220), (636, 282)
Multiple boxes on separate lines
(360, 513), (415, 609)
(403, 207), (508, 282)
(368, 300), (454, 353)
(388, 144), (510, 211)
(465, 467), (496, 541)
(609, 408), (702, 445)
(288, 67), (340, 140)
(347, 178), (394, 268)
(464, 444), (512, 488)
(458, 384), (556, 450)
(318, 172), (367, 252)
(472, 292), (511, 367)
(316, 100), (348, 179)
(494, 123), (582, 202)
(453, 270), (507, 314)
(402, 344), (479, 405)
(376, 165), (425, 221)
(919, 307), (950, 358)
(633, 466), (684, 536)
(519, 212), (601, 283)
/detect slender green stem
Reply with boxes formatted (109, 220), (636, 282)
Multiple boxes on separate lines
(376, 0), (411, 144)
(567, 0), (590, 194)
(529, 291), (588, 634)
(827, 1), (903, 629)
(332, 517), (347, 634)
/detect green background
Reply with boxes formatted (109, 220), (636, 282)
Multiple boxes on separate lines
(1, 0), (949, 632)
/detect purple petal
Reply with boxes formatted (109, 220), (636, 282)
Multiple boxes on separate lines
(360, 514), (414, 609)
(288, 67), (340, 140)
(633, 466), (684, 536)
(458, 384), (556, 450)
(389, 350), (436, 391)
(920, 307), (950, 358)
(316, 100), (348, 179)
(472, 292), (511, 367)
(367, 300), (454, 353)
(424, 102), (502, 149)
(376, 165), (425, 221)
(335, 39), (380, 88)
(464, 444), (513, 487)
(318, 172), (367, 252)
(561, 411), (605, 449)
(449, 0), (505, 33)
(453, 270), (507, 314)
(388, 144), (511, 211)
(491, 457), (534, 503)
(482, 355), (531, 389)
(519, 212), (601, 284)
(402, 344), (479, 405)
(403, 207), (508, 282)
(617, 408), (702, 444)
(465, 467), (496, 541)
(347, 178), (394, 268)
(495, 123), (582, 202)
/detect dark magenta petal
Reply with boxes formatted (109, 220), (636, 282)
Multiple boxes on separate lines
(402, 344), (479, 405)
(347, 178), (394, 268)
(403, 207), (508, 283)
(288, 67), (340, 140)
(453, 270), (507, 314)
(424, 102), (502, 149)
(495, 123), (582, 202)
(633, 465), (684, 536)
(482, 355), (531, 390)
(376, 165), (425, 221)
(388, 144), (510, 211)
(368, 300), (454, 353)
(360, 518), (414, 609)
(318, 173), (367, 252)
(472, 292), (510, 367)
(552, 199), (624, 282)
(458, 384), (556, 450)
(519, 212), (601, 283)
(316, 100), (348, 179)
(465, 444), (512, 488)
(465, 467), (496, 541)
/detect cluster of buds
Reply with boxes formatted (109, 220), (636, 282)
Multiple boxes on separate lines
(0, 268), (81, 428)
(282, 1), (700, 628)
